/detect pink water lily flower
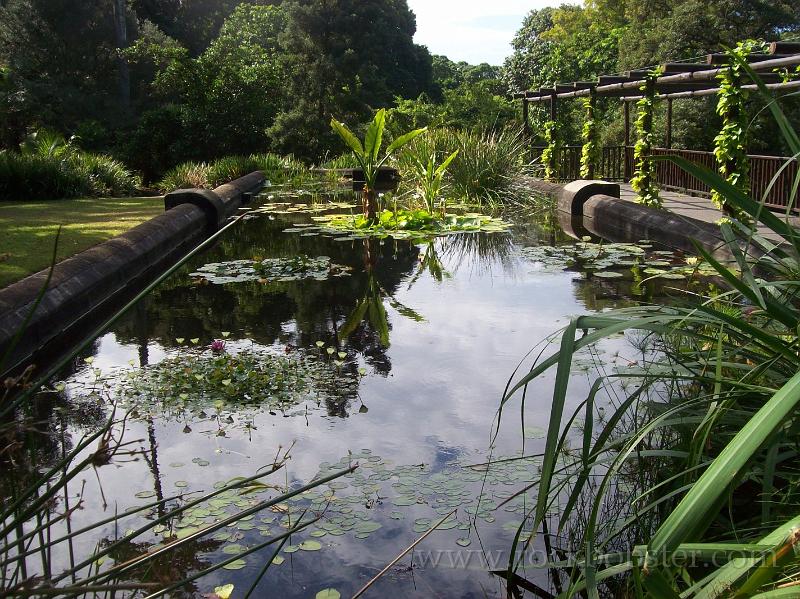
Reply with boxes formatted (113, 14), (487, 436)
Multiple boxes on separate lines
(210, 339), (226, 353)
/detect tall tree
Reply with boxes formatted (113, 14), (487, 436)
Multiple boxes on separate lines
(0, 0), (123, 145)
(269, 0), (433, 159)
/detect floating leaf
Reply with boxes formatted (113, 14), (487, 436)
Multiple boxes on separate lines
(316, 590), (341, 599)
(299, 540), (323, 551)
(222, 559), (247, 571)
(213, 584), (234, 599)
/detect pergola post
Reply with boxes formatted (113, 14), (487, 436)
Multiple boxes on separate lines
(666, 98), (673, 149)
(631, 74), (661, 207)
(522, 99), (530, 136)
(580, 91), (599, 180)
(542, 93), (559, 180)
(623, 100), (632, 180)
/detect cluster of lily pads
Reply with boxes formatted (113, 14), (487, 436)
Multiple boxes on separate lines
(279, 209), (510, 241)
(135, 449), (546, 572)
(520, 240), (718, 281)
(253, 200), (358, 216)
(190, 255), (352, 285)
(114, 345), (358, 427)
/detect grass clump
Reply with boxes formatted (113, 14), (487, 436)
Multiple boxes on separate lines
(0, 131), (139, 201)
(394, 127), (535, 206)
(158, 153), (308, 192)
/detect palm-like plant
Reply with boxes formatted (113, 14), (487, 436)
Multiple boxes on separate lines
(330, 109), (426, 220)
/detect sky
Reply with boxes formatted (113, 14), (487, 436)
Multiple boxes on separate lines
(406, 0), (570, 66)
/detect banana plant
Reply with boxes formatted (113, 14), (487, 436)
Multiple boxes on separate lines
(412, 149), (459, 215)
(330, 109), (426, 220)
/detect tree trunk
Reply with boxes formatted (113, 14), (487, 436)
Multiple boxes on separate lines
(112, 0), (130, 111)
(363, 187), (377, 221)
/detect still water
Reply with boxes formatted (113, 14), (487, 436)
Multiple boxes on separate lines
(12, 192), (688, 598)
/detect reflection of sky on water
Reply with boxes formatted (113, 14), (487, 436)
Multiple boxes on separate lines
(49, 211), (645, 598)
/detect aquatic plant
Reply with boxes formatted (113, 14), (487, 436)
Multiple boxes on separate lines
(492, 64), (800, 597)
(282, 208), (509, 241)
(190, 255), (352, 285)
(108, 344), (359, 427)
(330, 108), (426, 220)
(410, 149), (459, 214)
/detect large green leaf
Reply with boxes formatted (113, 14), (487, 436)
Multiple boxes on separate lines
(365, 109), (386, 163)
(435, 150), (459, 178)
(646, 371), (800, 562)
(330, 118), (364, 157)
(384, 127), (427, 157)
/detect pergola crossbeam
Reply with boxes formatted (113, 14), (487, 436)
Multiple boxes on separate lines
(522, 53), (800, 103)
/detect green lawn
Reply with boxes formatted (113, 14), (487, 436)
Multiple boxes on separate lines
(0, 197), (164, 288)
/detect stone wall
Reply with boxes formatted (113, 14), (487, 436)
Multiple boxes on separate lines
(0, 171), (266, 376)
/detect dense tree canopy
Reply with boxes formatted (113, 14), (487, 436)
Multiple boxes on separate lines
(0, 0), (450, 174)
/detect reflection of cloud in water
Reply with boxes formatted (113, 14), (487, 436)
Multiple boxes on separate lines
(50, 216), (643, 597)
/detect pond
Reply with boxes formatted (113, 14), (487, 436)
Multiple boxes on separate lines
(7, 188), (706, 598)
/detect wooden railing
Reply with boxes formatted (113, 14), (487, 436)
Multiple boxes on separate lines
(531, 146), (627, 181)
(531, 144), (800, 212)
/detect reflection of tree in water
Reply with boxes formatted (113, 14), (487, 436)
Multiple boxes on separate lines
(110, 215), (421, 416)
(98, 532), (224, 598)
(0, 388), (106, 507)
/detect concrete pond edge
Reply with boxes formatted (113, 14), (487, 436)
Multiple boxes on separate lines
(0, 171), (266, 376)
(525, 178), (735, 262)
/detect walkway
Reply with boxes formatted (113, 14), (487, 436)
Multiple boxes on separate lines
(618, 183), (799, 241)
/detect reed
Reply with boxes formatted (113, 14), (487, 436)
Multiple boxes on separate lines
(494, 61), (800, 597)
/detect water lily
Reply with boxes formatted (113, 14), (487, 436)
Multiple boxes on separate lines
(211, 339), (227, 353)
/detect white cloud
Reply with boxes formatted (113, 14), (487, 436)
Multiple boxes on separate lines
(406, 0), (571, 65)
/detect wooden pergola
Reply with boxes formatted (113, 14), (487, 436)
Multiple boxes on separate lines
(515, 41), (800, 210)
(517, 41), (800, 145)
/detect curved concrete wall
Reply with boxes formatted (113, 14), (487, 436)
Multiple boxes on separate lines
(525, 177), (734, 261)
(0, 171), (265, 376)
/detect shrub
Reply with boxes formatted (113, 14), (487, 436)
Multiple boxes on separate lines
(0, 142), (139, 202)
(157, 161), (212, 192)
(394, 127), (534, 205)
(0, 152), (85, 200)
(157, 153), (310, 193)
(75, 153), (139, 196)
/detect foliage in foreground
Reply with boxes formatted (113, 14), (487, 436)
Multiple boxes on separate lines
(495, 68), (800, 597)
(0, 131), (139, 201)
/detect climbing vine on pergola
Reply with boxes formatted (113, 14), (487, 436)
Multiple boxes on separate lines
(630, 68), (662, 208)
(517, 39), (800, 216)
(712, 40), (767, 221)
(580, 91), (600, 180)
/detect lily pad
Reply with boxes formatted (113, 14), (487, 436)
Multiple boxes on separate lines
(222, 559), (247, 571)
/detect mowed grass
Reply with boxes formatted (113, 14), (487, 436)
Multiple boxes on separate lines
(0, 197), (164, 288)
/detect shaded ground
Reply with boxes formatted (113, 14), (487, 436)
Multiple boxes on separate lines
(0, 197), (164, 288)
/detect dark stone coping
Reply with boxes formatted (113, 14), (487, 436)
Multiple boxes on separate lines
(523, 177), (735, 260)
(0, 171), (266, 376)
(165, 170), (266, 232)
(583, 195), (734, 261)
